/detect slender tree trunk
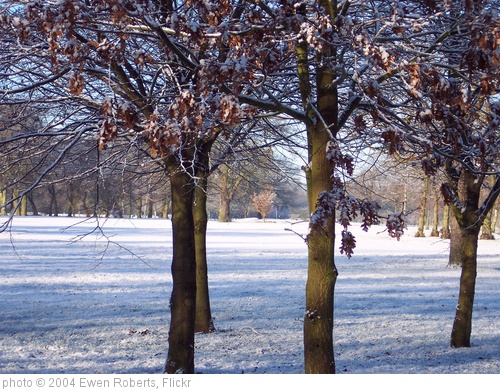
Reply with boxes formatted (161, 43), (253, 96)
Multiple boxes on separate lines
(480, 176), (496, 240)
(450, 227), (479, 347)
(303, 122), (337, 374)
(415, 175), (429, 237)
(20, 194), (27, 216)
(13, 189), (20, 216)
(441, 203), (451, 239)
(164, 165), (197, 374)
(218, 164), (232, 222)
(480, 209), (494, 239)
(218, 196), (231, 222)
(446, 170), (498, 348)
(193, 164), (215, 334)
(161, 194), (170, 219)
(297, 0), (338, 371)
(48, 184), (58, 216)
(147, 198), (154, 218)
(27, 193), (39, 216)
(136, 197), (143, 218)
(430, 188), (439, 236)
(0, 189), (6, 215)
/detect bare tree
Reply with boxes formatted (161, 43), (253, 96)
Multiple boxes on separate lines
(252, 190), (276, 222)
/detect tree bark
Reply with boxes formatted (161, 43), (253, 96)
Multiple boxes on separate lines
(430, 188), (440, 237)
(20, 194), (27, 216)
(193, 144), (215, 334)
(0, 189), (6, 215)
(447, 171), (500, 347)
(27, 193), (39, 216)
(48, 184), (58, 216)
(450, 227), (478, 347)
(480, 176), (496, 240)
(303, 122), (337, 374)
(218, 196), (231, 222)
(480, 209), (494, 240)
(415, 175), (429, 237)
(441, 203), (451, 239)
(164, 164), (197, 374)
(298, 0), (339, 372)
(217, 164), (234, 222)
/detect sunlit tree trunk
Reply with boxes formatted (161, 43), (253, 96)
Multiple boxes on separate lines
(0, 189), (6, 215)
(20, 194), (27, 216)
(480, 176), (496, 240)
(218, 164), (231, 222)
(415, 175), (429, 237)
(303, 123), (337, 374)
(448, 213), (462, 267)
(430, 188), (440, 237)
(441, 203), (451, 239)
(299, 0), (338, 369)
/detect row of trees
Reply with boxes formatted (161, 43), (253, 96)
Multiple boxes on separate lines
(1, 0), (499, 374)
(0, 120), (306, 221)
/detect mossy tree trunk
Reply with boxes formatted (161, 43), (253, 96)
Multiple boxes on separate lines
(298, 0), (338, 370)
(303, 122), (337, 374)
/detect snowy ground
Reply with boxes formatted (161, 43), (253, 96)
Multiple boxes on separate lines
(0, 216), (499, 374)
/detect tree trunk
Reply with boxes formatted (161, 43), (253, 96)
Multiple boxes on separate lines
(218, 164), (232, 222)
(147, 198), (154, 218)
(441, 203), (451, 239)
(303, 123), (337, 374)
(448, 207), (462, 267)
(480, 209), (494, 240)
(218, 195), (231, 222)
(136, 197), (143, 218)
(446, 170), (499, 348)
(27, 193), (39, 216)
(161, 199), (169, 219)
(0, 189), (6, 215)
(480, 176), (496, 239)
(430, 188), (439, 236)
(193, 143), (215, 334)
(164, 165), (197, 374)
(450, 227), (479, 347)
(21, 195), (27, 216)
(415, 175), (429, 237)
(48, 184), (58, 216)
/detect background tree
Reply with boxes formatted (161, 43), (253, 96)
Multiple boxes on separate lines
(415, 175), (429, 237)
(252, 190), (276, 222)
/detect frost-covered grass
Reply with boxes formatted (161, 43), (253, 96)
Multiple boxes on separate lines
(1, 216), (499, 374)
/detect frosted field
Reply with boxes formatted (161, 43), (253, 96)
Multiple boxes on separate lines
(0, 216), (499, 374)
